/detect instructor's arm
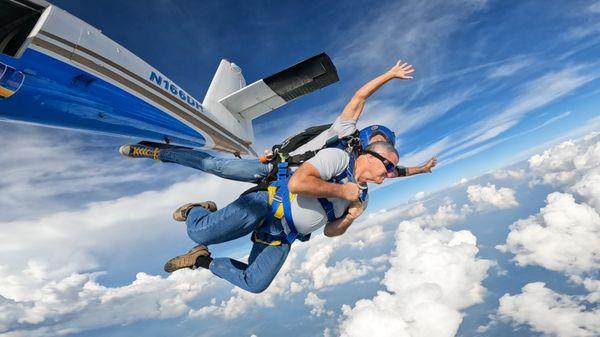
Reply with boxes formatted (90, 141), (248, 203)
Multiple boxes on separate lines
(340, 60), (415, 121)
(324, 201), (364, 237)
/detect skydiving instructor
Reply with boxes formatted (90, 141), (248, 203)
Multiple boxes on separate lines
(119, 60), (437, 182)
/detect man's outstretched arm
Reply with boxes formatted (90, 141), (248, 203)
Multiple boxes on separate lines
(340, 60), (415, 121)
(394, 157), (438, 178)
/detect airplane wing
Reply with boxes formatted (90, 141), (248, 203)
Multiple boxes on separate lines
(0, 0), (339, 157)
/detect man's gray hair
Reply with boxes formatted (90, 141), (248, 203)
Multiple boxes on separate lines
(364, 141), (399, 158)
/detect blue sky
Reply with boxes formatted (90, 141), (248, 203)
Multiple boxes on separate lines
(49, 0), (600, 211)
(0, 0), (599, 336)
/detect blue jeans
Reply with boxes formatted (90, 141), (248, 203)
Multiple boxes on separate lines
(158, 148), (271, 183)
(185, 191), (290, 293)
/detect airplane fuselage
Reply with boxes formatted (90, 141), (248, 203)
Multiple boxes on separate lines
(0, 0), (255, 155)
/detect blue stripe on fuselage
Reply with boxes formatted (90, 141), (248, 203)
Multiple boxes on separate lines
(0, 48), (207, 148)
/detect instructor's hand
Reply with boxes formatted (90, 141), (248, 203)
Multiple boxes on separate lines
(422, 156), (438, 173)
(388, 60), (415, 80)
(342, 183), (361, 201)
(346, 201), (365, 221)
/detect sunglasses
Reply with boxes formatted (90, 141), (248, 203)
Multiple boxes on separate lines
(364, 150), (396, 173)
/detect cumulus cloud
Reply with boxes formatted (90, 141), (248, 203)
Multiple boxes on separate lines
(407, 202), (427, 217)
(0, 173), (251, 335)
(528, 132), (600, 186)
(410, 200), (472, 228)
(337, 217), (491, 337)
(305, 292), (331, 317)
(467, 184), (519, 210)
(190, 223), (389, 319)
(0, 270), (215, 336)
(498, 282), (600, 337)
(491, 168), (526, 180)
(498, 192), (600, 276)
(570, 166), (600, 210)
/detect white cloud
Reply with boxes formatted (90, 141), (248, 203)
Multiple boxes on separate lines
(410, 201), (471, 229)
(190, 222), (389, 320)
(401, 136), (452, 168)
(0, 270), (216, 336)
(407, 203), (427, 217)
(487, 59), (533, 78)
(358, 91), (472, 139)
(305, 292), (331, 317)
(562, 22), (600, 40)
(499, 192), (600, 276)
(571, 167), (600, 210)
(0, 173), (252, 335)
(300, 234), (374, 290)
(528, 132), (600, 186)
(498, 282), (600, 337)
(338, 220), (491, 337)
(440, 67), (598, 166)
(491, 169), (526, 180)
(467, 184), (519, 210)
(339, 0), (488, 72)
(0, 126), (161, 220)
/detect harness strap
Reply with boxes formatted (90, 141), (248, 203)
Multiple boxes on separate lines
(318, 198), (337, 223)
(252, 231), (283, 246)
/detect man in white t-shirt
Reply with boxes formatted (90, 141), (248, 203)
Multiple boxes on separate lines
(119, 60), (437, 181)
(163, 141), (399, 293)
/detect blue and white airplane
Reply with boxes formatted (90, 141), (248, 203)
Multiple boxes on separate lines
(0, 0), (338, 156)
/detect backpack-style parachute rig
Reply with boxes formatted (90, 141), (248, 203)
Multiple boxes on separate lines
(243, 123), (362, 195)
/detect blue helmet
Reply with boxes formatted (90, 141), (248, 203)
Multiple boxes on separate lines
(359, 125), (396, 149)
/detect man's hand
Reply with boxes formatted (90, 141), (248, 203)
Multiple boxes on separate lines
(388, 60), (415, 80)
(342, 183), (361, 201)
(324, 200), (364, 237)
(346, 201), (365, 221)
(422, 156), (438, 173)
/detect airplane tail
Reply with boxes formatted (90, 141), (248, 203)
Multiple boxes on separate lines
(202, 60), (246, 115)
(203, 53), (339, 147)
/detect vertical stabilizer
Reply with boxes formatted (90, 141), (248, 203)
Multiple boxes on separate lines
(202, 59), (253, 145)
(203, 59), (246, 112)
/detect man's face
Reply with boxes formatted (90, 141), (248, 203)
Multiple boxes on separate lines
(356, 150), (399, 184)
(368, 136), (398, 179)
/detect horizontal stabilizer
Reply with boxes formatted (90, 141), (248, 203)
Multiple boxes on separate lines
(219, 53), (338, 120)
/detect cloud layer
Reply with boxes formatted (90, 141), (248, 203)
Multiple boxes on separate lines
(338, 203), (491, 337)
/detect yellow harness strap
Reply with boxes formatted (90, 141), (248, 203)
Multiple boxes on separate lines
(252, 232), (282, 246)
(253, 185), (298, 246)
(267, 185), (297, 219)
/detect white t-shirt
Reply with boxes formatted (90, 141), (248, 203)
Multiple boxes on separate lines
(287, 148), (368, 235)
(289, 117), (357, 156)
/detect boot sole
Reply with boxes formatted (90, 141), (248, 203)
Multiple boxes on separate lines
(173, 202), (217, 221)
(164, 245), (210, 273)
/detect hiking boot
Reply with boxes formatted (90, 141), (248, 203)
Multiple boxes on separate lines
(173, 201), (217, 221)
(119, 144), (160, 160)
(164, 245), (210, 273)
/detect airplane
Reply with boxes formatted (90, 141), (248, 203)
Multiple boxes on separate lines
(0, 0), (339, 157)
